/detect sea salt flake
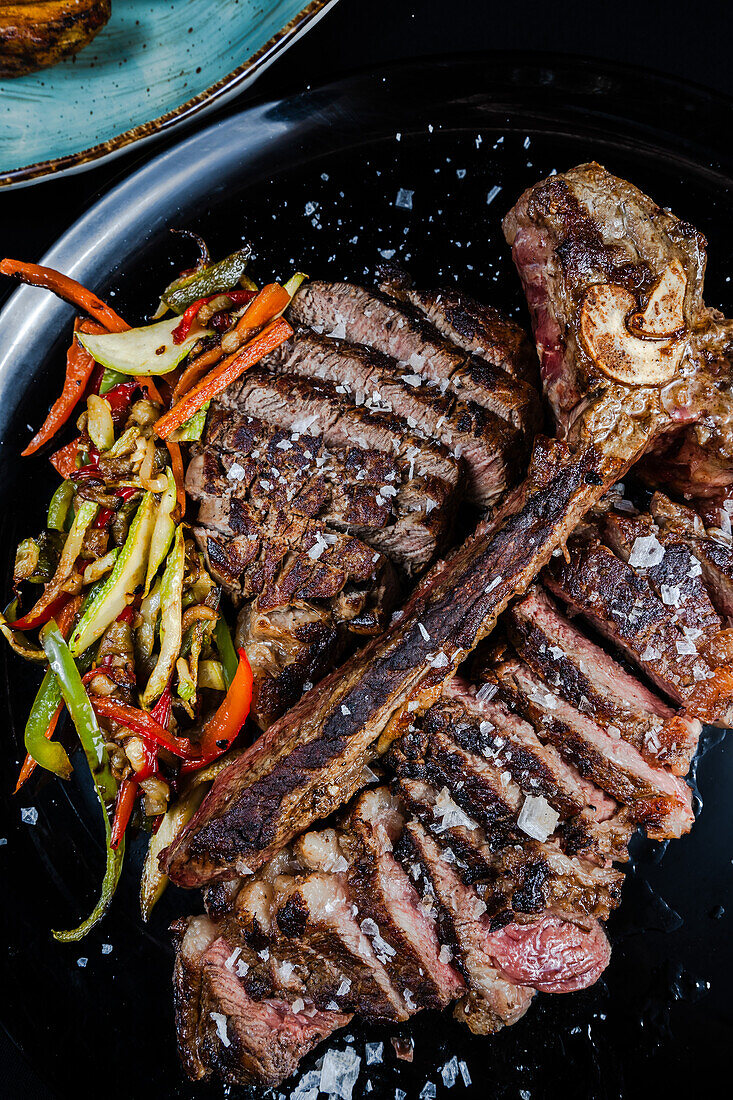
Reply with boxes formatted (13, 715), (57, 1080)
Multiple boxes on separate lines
(396, 188), (414, 209)
(290, 1068), (321, 1100)
(341, 704), (352, 716)
(224, 946), (242, 970)
(459, 1061), (472, 1086)
(628, 534), (665, 569)
(319, 1047), (361, 1100)
(210, 1012), (230, 1047)
(226, 461), (246, 481)
(640, 644), (661, 661)
(484, 576), (501, 594)
(676, 638), (698, 655)
(486, 184), (502, 205)
(661, 584), (681, 606)
(21, 807), (38, 825)
(688, 557), (703, 578)
(77, 957), (88, 968)
(517, 794), (559, 842)
(365, 1042), (384, 1065)
(419, 1082), (436, 1099)
(418, 622), (430, 641)
(476, 681), (497, 701)
(379, 248), (396, 260)
(336, 978), (352, 997)
(439, 944), (453, 964)
(327, 315), (348, 340)
(441, 1056), (460, 1088)
(101, 944), (113, 955)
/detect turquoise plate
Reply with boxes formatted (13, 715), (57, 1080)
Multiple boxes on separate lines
(0, 0), (337, 189)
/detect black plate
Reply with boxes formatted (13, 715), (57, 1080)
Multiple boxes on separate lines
(1, 54), (732, 1100)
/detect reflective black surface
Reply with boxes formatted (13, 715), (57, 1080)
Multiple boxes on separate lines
(1, 56), (733, 1099)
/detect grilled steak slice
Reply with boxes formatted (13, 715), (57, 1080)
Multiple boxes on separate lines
(478, 915), (611, 995)
(507, 586), (699, 775)
(602, 508), (722, 642)
(162, 435), (634, 889)
(343, 787), (465, 1009)
(651, 491), (733, 619)
(494, 657), (694, 839)
(263, 325), (522, 506)
(377, 264), (539, 385)
(172, 916), (351, 1088)
(216, 370), (460, 572)
(388, 721), (524, 847)
(398, 819), (535, 1035)
(289, 281), (540, 436)
(192, 403), (454, 577)
(274, 872), (409, 1021)
(395, 776), (624, 922)
(544, 536), (716, 709)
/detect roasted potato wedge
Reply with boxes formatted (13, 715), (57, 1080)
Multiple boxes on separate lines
(0, 0), (111, 77)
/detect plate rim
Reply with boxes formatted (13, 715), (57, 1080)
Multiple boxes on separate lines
(0, 0), (339, 191)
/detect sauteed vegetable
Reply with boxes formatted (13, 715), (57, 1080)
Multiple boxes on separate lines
(0, 243), (301, 937)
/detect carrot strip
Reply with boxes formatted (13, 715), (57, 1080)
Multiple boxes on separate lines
(0, 260), (127, 333)
(153, 318), (293, 440)
(171, 344), (224, 401)
(166, 440), (186, 517)
(23, 320), (106, 457)
(229, 282), (290, 338)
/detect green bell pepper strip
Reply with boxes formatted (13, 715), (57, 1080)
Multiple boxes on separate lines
(167, 400), (210, 443)
(142, 526), (185, 707)
(70, 492), (155, 657)
(144, 469), (177, 595)
(24, 667), (72, 779)
(47, 480), (75, 531)
(40, 619), (124, 942)
(214, 615), (238, 690)
(99, 367), (128, 395)
(161, 248), (252, 315)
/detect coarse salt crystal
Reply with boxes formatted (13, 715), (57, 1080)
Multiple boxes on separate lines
(210, 1012), (230, 1047)
(319, 1047), (361, 1100)
(21, 807), (38, 825)
(396, 188), (414, 209)
(418, 622), (430, 641)
(628, 534), (665, 569)
(517, 794), (559, 842)
(438, 944), (453, 963)
(226, 462), (246, 481)
(365, 1042), (383, 1065)
(224, 946), (242, 970)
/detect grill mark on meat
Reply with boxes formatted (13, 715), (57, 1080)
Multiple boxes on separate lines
(394, 777), (624, 923)
(651, 491), (733, 620)
(162, 436), (621, 888)
(507, 586), (698, 775)
(190, 404), (453, 577)
(544, 536), (713, 707)
(397, 819), (535, 1036)
(343, 787), (465, 1008)
(388, 722), (524, 846)
(274, 872), (409, 1021)
(377, 264), (539, 386)
(494, 657), (694, 838)
(263, 325), (523, 506)
(289, 280), (540, 435)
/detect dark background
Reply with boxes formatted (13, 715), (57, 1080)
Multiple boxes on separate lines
(2, 0), (731, 1095)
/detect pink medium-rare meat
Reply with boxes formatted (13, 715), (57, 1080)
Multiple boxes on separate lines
(483, 914), (611, 994)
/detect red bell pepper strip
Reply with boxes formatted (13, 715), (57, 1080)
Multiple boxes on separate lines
(0, 259), (128, 333)
(154, 318), (292, 440)
(12, 591), (71, 633)
(89, 696), (195, 758)
(22, 320), (106, 457)
(50, 438), (80, 478)
(172, 295), (217, 344)
(104, 380), (138, 422)
(181, 648), (253, 772)
(110, 777), (138, 850)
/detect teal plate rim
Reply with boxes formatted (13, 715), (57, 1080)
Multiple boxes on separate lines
(0, 0), (338, 191)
